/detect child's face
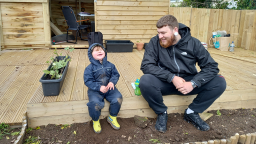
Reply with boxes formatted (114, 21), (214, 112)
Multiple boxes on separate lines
(92, 46), (105, 61)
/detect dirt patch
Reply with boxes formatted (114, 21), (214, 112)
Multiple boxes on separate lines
(23, 108), (256, 144)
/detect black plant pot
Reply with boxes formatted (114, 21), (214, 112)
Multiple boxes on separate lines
(39, 56), (70, 96)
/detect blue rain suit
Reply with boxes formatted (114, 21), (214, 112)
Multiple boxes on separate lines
(84, 43), (122, 121)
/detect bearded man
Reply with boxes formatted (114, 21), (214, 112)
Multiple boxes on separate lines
(140, 15), (226, 132)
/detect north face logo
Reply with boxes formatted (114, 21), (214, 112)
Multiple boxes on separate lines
(181, 52), (187, 55)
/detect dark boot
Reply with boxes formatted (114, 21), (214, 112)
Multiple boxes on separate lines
(155, 112), (168, 133)
(184, 109), (210, 131)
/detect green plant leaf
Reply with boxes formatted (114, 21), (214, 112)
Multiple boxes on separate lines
(43, 70), (50, 74)
(50, 70), (55, 76)
(11, 132), (20, 136)
(149, 139), (159, 143)
(36, 126), (40, 130)
(217, 110), (221, 116)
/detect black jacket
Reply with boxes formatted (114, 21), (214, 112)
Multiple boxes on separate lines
(141, 23), (219, 87)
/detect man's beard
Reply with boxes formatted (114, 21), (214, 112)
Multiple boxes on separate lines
(160, 34), (176, 48)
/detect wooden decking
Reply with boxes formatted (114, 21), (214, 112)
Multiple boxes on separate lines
(0, 48), (255, 127)
(51, 40), (89, 49)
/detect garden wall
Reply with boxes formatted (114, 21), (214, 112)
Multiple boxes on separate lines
(169, 7), (256, 51)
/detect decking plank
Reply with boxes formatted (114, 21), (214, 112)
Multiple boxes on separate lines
(109, 53), (140, 97)
(13, 65), (44, 123)
(83, 50), (90, 100)
(0, 65), (33, 120)
(71, 49), (86, 101)
(0, 66), (23, 99)
(108, 53), (132, 98)
(1, 65), (43, 123)
(0, 50), (19, 64)
(0, 66), (7, 74)
(0, 51), (29, 65)
(56, 49), (80, 102)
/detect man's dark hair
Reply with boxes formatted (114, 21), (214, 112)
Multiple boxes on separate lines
(156, 15), (179, 30)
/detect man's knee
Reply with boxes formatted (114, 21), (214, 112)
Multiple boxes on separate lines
(139, 74), (155, 89)
(216, 75), (226, 92)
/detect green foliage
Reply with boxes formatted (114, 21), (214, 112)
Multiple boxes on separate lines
(11, 132), (20, 136)
(43, 47), (74, 79)
(171, 0), (229, 9)
(171, 0), (255, 9)
(0, 123), (10, 139)
(217, 110), (222, 116)
(149, 139), (160, 143)
(235, 0), (256, 10)
(61, 124), (70, 129)
(26, 127), (33, 133)
(24, 136), (40, 144)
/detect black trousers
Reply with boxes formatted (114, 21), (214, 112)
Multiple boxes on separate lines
(139, 74), (226, 114)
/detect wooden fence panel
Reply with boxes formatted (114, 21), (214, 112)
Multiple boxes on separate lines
(190, 8), (210, 43)
(96, 0), (169, 44)
(250, 11), (256, 51)
(169, 8), (256, 51)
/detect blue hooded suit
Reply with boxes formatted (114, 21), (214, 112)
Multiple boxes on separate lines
(84, 43), (122, 121)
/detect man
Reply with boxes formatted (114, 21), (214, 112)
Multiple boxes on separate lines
(139, 15), (226, 132)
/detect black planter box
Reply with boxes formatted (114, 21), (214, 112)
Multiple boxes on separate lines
(105, 40), (134, 52)
(39, 56), (70, 96)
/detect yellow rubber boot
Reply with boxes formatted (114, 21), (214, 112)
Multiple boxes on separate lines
(107, 115), (120, 130)
(92, 120), (101, 133)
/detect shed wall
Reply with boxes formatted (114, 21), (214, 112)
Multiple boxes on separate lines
(95, 0), (170, 44)
(0, 2), (50, 49)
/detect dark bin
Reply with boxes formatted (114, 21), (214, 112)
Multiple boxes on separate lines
(105, 40), (134, 52)
(39, 56), (70, 96)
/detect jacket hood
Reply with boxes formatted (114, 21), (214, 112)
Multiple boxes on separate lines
(88, 43), (107, 66)
(178, 23), (191, 44)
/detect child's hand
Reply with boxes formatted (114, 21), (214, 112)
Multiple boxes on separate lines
(100, 86), (108, 93)
(107, 82), (114, 90)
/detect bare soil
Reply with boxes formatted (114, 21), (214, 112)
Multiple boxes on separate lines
(23, 108), (256, 144)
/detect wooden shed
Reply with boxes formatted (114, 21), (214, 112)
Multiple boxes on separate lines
(0, 0), (170, 50)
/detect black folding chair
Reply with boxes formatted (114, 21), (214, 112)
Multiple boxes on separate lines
(62, 6), (89, 44)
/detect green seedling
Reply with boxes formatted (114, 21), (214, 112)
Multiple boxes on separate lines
(43, 47), (74, 79)
(149, 139), (160, 143)
(11, 132), (20, 136)
(0, 123), (11, 140)
(217, 110), (221, 116)
(61, 124), (70, 129)
(36, 126), (40, 130)
(24, 136), (40, 144)
(26, 127), (33, 133)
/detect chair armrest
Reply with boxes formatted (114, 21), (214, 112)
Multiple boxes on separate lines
(77, 19), (89, 22)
